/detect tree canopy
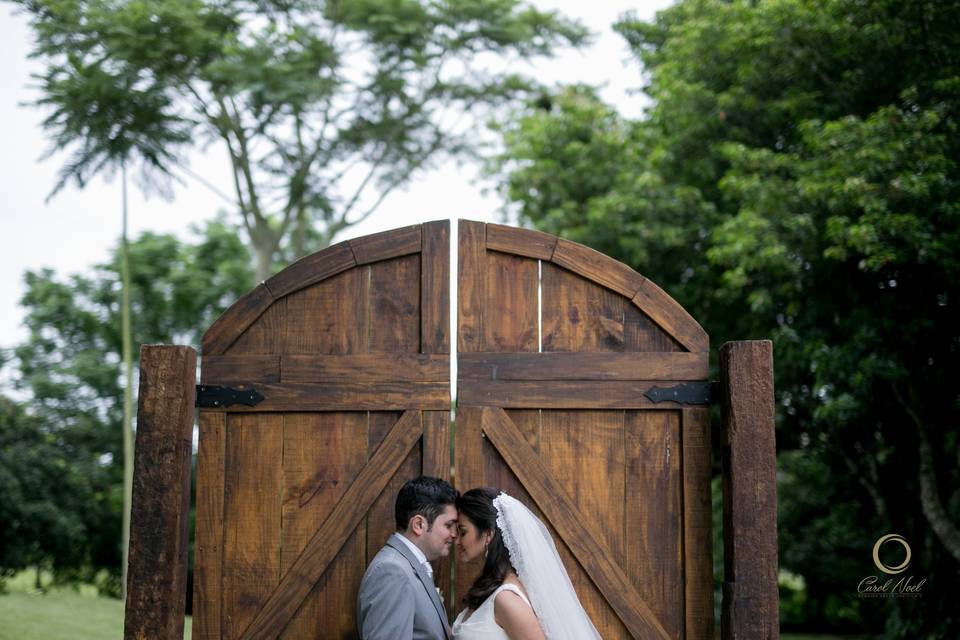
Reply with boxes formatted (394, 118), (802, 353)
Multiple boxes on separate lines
(490, 0), (959, 635)
(15, 0), (588, 278)
(0, 220), (253, 593)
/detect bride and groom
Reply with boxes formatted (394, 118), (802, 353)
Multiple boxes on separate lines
(357, 476), (601, 640)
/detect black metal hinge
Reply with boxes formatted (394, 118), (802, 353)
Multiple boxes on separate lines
(196, 385), (265, 408)
(644, 381), (717, 406)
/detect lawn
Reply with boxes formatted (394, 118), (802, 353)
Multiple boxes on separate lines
(0, 572), (191, 640)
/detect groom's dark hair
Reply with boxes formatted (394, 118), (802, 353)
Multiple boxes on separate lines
(395, 476), (459, 531)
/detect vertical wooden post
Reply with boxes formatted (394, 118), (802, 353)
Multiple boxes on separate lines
(124, 345), (197, 640)
(719, 340), (779, 640)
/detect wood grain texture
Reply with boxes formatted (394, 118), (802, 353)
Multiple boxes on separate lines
(457, 220), (486, 353)
(624, 301), (684, 353)
(263, 241), (356, 299)
(203, 284), (275, 355)
(632, 280), (709, 353)
(540, 409), (628, 637)
(349, 223), (421, 265)
(282, 354), (448, 384)
(484, 251), (537, 352)
(280, 267), (368, 355)
(192, 411), (225, 640)
(223, 413), (283, 640)
(625, 410), (683, 640)
(551, 238), (645, 299)
(125, 346), (196, 640)
(369, 254), (421, 352)
(459, 379), (704, 409)
(719, 341), (778, 640)
(682, 407), (715, 640)
(280, 413), (366, 639)
(542, 262), (629, 353)
(421, 220), (450, 353)
(485, 223), (557, 260)
(199, 381), (449, 412)
(239, 411), (423, 640)
(365, 412), (415, 565)
(200, 355), (280, 384)
(451, 406), (484, 610)
(423, 411), (453, 616)
(481, 408), (672, 640)
(226, 296), (285, 355)
(458, 352), (708, 381)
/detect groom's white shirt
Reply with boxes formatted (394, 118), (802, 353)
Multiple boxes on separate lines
(396, 531), (428, 565)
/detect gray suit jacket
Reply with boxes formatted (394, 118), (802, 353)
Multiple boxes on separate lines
(357, 533), (451, 640)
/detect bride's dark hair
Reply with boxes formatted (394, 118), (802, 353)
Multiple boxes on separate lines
(457, 487), (515, 610)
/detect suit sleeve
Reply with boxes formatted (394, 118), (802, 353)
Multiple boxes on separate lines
(359, 561), (415, 640)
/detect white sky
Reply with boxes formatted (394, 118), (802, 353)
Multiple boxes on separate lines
(0, 1), (671, 355)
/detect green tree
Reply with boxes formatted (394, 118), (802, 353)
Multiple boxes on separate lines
(490, 0), (959, 635)
(3, 219), (253, 595)
(15, 0), (587, 280)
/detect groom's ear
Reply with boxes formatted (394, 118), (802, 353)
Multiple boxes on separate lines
(409, 514), (426, 536)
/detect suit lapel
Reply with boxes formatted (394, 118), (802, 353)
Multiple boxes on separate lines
(386, 534), (451, 639)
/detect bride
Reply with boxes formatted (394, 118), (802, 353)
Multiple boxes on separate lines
(451, 488), (601, 640)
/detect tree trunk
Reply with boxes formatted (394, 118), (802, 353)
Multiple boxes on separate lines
(917, 420), (960, 564)
(120, 162), (135, 604)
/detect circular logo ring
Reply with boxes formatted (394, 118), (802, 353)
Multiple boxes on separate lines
(873, 534), (911, 574)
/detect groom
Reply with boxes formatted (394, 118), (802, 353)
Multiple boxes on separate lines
(357, 475), (459, 640)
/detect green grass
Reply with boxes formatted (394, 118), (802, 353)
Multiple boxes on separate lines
(0, 572), (191, 640)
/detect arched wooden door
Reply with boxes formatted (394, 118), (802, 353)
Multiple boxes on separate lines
(193, 222), (452, 640)
(191, 219), (714, 640)
(455, 221), (713, 640)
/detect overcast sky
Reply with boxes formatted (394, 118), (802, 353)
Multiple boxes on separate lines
(0, 0), (671, 356)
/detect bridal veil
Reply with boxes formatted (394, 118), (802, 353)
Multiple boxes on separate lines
(493, 493), (602, 640)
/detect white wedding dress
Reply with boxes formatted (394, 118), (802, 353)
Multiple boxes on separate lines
(451, 583), (532, 639)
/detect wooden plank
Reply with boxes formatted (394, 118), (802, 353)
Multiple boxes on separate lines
(452, 406), (485, 610)
(282, 354), (448, 383)
(624, 410), (683, 640)
(239, 410), (424, 640)
(263, 241), (356, 299)
(459, 380), (707, 409)
(485, 223), (557, 260)
(542, 262), (628, 352)
(201, 382), (449, 412)
(481, 407), (672, 640)
(683, 407), (715, 640)
(349, 223), (421, 265)
(192, 411), (225, 640)
(540, 410), (628, 637)
(281, 267), (368, 355)
(226, 297), (285, 355)
(457, 220), (486, 353)
(421, 220), (450, 353)
(365, 412), (419, 566)
(719, 341), (778, 640)
(484, 251), (538, 351)
(551, 238), (645, 300)
(458, 352), (709, 381)
(125, 346), (196, 640)
(624, 298), (684, 352)
(423, 411), (453, 617)
(203, 284), (274, 355)
(223, 413), (283, 640)
(201, 355), (280, 384)
(369, 254), (421, 352)
(280, 413), (366, 639)
(632, 279), (709, 353)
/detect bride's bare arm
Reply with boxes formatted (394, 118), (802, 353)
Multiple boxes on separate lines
(493, 591), (546, 640)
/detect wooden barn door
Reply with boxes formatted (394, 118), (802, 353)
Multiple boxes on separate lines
(192, 222), (452, 640)
(456, 221), (715, 640)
